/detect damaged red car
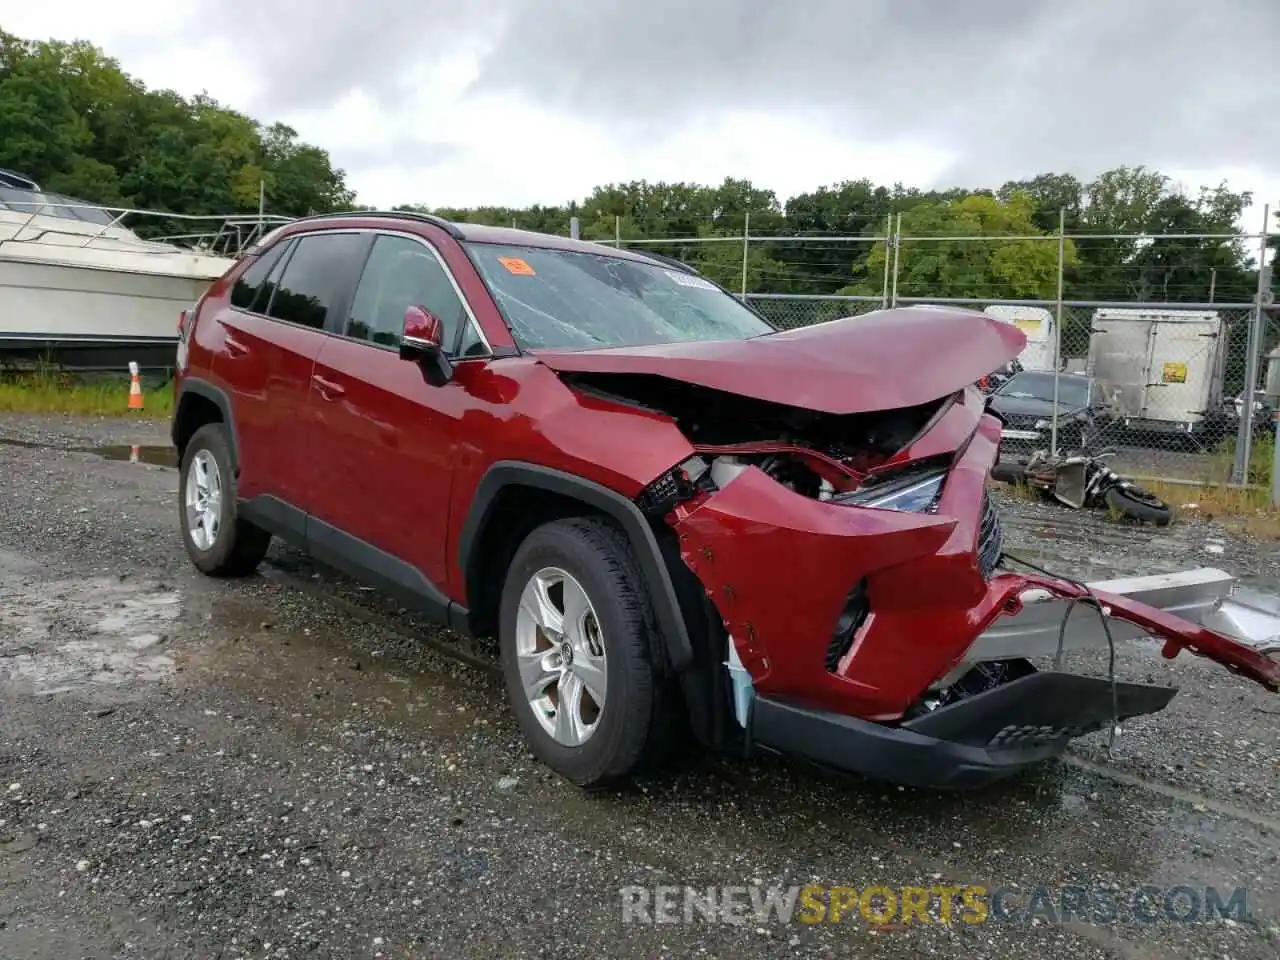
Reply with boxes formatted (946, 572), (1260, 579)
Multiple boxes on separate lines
(171, 212), (1280, 789)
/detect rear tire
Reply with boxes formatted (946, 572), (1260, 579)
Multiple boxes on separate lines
(990, 461), (1027, 484)
(498, 516), (671, 788)
(1104, 484), (1174, 526)
(179, 423), (272, 576)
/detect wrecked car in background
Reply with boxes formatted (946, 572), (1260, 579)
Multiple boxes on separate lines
(170, 212), (1280, 791)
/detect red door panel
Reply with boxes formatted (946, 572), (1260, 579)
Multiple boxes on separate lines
(215, 310), (326, 507)
(308, 337), (467, 590)
(222, 230), (370, 514)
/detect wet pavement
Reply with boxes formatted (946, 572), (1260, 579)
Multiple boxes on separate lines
(0, 413), (1278, 959)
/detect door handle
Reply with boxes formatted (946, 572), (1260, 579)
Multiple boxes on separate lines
(311, 374), (346, 399)
(224, 335), (250, 357)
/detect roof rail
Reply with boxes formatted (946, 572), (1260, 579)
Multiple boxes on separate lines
(286, 209), (465, 240)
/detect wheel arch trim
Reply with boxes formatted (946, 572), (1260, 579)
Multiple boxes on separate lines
(173, 378), (238, 470)
(458, 461), (694, 671)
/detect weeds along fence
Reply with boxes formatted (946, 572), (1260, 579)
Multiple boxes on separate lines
(583, 209), (1277, 492)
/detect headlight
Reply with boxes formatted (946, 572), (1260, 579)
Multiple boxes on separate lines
(834, 468), (948, 513)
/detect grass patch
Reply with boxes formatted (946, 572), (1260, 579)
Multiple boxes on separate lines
(1141, 478), (1280, 539)
(1146, 434), (1280, 537)
(0, 368), (173, 418)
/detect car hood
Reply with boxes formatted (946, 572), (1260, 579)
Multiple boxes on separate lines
(530, 306), (1026, 416)
(988, 395), (1086, 418)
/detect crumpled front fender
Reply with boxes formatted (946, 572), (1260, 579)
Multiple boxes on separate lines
(672, 464), (971, 717)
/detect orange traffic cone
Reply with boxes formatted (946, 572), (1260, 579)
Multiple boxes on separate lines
(129, 445), (140, 463)
(127, 362), (144, 412)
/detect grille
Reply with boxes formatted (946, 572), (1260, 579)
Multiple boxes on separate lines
(824, 580), (870, 672)
(636, 470), (681, 517)
(978, 490), (1003, 579)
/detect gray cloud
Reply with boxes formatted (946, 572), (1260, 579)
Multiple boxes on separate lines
(204, 0), (1280, 195)
(194, 0), (491, 110)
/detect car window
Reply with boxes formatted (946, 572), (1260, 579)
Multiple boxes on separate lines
(230, 242), (289, 312)
(266, 232), (367, 330)
(346, 234), (471, 352)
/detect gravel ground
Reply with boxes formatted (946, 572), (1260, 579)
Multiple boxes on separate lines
(1, 413), (1278, 960)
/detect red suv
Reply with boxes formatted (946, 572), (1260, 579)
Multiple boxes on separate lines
(172, 212), (1278, 789)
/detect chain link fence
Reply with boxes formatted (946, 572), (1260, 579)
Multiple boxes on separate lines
(603, 211), (1275, 488)
(742, 292), (1277, 485)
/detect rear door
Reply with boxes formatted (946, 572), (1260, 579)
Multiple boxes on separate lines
(219, 230), (370, 516)
(211, 239), (293, 502)
(1088, 311), (1153, 421)
(307, 231), (486, 593)
(1145, 315), (1220, 424)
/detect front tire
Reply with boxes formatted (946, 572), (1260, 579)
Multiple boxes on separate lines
(1105, 484), (1174, 526)
(179, 424), (271, 576)
(498, 517), (670, 788)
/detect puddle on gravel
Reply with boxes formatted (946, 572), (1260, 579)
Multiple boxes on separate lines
(0, 437), (176, 466)
(0, 574), (183, 696)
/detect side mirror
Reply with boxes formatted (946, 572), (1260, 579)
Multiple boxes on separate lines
(400, 305), (454, 386)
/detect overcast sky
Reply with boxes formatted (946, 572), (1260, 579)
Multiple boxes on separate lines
(6, 0), (1278, 234)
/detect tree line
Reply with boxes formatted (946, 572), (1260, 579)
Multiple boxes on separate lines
(409, 172), (1264, 305)
(2, 30), (1271, 305)
(0, 31), (354, 224)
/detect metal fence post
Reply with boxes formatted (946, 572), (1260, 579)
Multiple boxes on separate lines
(889, 212), (902, 307)
(569, 216), (580, 240)
(615, 215), (621, 248)
(1050, 208), (1065, 456)
(880, 213), (892, 308)
(741, 211), (751, 298)
(1233, 202), (1270, 486)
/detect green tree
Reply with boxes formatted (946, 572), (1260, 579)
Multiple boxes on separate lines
(845, 192), (1078, 300)
(0, 29), (354, 227)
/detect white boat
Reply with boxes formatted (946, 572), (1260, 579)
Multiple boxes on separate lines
(0, 169), (292, 368)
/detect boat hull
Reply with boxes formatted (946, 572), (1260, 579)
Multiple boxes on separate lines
(0, 259), (216, 369)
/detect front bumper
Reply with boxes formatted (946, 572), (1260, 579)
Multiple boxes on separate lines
(668, 398), (1278, 788)
(749, 567), (1279, 788)
(751, 673), (1176, 789)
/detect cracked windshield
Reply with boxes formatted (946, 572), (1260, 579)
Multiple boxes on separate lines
(466, 242), (774, 349)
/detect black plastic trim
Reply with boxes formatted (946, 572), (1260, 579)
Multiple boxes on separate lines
(751, 672), (1178, 789)
(458, 461), (694, 670)
(306, 517), (458, 627)
(172, 379), (239, 467)
(239, 494), (307, 543)
(239, 495), (465, 629)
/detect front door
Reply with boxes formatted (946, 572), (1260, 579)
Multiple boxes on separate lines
(307, 232), (482, 598)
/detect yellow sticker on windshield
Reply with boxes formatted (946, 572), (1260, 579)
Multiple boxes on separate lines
(1162, 362), (1187, 384)
(498, 257), (536, 276)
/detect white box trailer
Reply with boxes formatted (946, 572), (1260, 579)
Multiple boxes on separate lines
(983, 304), (1054, 372)
(1085, 308), (1228, 436)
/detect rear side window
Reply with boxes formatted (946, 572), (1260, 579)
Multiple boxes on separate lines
(230, 242), (288, 312)
(266, 233), (368, 330)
